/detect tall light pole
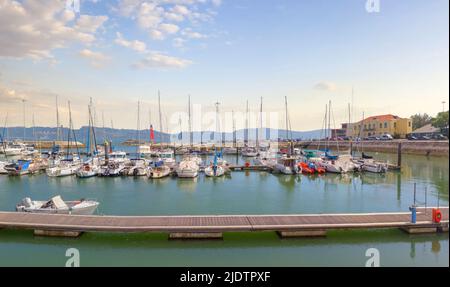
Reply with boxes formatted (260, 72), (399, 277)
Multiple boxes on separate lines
(442, 101), (446, 113)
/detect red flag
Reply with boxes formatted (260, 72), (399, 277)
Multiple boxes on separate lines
(150, 125), (155, 143)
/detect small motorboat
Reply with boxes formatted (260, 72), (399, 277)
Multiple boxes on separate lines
(176, 159), (199, 178)
(46, 158), (81, 177)
(147, 161), (171, 179)
(126, 159), (148, 176)
(274, 156), (300, 175)
(16, 195), (99, 215)
(361, 160), (388, 173)
(0, 161), (8, 174)
(242, 147), (259, 157)
(298, 162), (315, 174)
(4, 160), (32, 176)
(99, 162), (124, 177)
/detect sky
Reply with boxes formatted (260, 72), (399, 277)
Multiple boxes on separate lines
(0, 0), (448, 133)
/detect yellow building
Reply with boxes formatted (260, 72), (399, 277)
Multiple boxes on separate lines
(347, 114), (412, 139)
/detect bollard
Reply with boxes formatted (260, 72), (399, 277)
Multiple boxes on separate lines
(409, 205), (417, 224)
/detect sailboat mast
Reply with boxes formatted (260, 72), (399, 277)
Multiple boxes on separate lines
(188, 95), (192, 147)
(56, 96), (60, 142)
(22, 99), (26, 141)
(66, 101), (71, 159)
(102, 111), (106, 142)
(260, 97), (263, 141)
(215, 101), (220, 146)
(232, 110), (236, 148)
(158, 90), (163, 146)
(328, 100), (331, 141)
(136, 101), (140, 155)
(285, 96), (288, 141)
(245, 100), (249, 145)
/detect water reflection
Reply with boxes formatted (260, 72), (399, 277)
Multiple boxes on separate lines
(177, 177), (198, 192)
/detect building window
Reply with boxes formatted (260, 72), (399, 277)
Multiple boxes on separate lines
(394, 123), (397, 128)
(408, 122), (411, 127)
(379, 123), (382, 129)
(384, 122), (387, 128)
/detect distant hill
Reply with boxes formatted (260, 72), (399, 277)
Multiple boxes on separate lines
(1, 126), (323, 144)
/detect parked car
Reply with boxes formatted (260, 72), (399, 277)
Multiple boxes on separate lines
(432, 134), (448, 140)
(407, 135), (418, 140)
(380, 134), (394, 141)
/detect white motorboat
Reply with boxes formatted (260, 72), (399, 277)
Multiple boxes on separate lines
(222, 147), (238, 155)
(4, 160), (32, 176)
(176, 160), (199, 178)
(254, 148), (278, 167)
(0, 161), (8, 174)
(318, 160), (343, 174)
(4, 143), (25, 156)
(157, 150), (176, 168)
(242, 147), (259, 157)
(16, 196), (99, 215)
(108, 151), (129, 164)
(127, 158), (148, 176)
(361, 159), (388, 173)
(273, 156), (299, 175)
(99, 162), (125, 177)
(46, 156), (81, 177)
(147, 162), (171, 179)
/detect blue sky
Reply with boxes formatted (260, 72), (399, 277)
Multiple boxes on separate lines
(0, 0), (448, 132)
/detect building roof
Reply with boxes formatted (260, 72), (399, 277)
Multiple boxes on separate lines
(363, 114), (401, 122)
(412, 124), (440, 134)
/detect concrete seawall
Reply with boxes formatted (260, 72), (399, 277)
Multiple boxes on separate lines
(297, 140), (449, 157)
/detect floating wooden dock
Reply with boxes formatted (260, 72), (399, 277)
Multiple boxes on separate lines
(0, 207), (447, 239)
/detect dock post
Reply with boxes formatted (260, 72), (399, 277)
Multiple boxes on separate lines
(397, 142), (402, 168)
(350, 141), (353, 156)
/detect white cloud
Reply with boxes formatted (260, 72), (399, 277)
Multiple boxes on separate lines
(173, 37), (186, 48)
(181, 28), (207, 39)
(212, 0), (222, 7)
(115, 32), (147, 52)
(79, 49), (110, 68)
(133, 52), (192, 69)
(314, 82), (338, 91)
(149, 23), (180, 40)
(0, 0), (108, 61)
(74, 15), (109, 33)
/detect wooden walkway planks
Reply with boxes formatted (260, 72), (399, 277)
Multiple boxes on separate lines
(0, 207), (448, 234)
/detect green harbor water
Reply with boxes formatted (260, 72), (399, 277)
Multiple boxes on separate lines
(0, 152), (448, 267)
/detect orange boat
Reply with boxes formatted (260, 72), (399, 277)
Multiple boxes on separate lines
(299, 162), (315, 174)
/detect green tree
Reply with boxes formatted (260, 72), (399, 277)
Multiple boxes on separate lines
(432, 111), (449, 131)
(410, 113), (433, 130)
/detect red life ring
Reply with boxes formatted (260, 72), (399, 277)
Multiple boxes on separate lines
(433, 209), (442, 223)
